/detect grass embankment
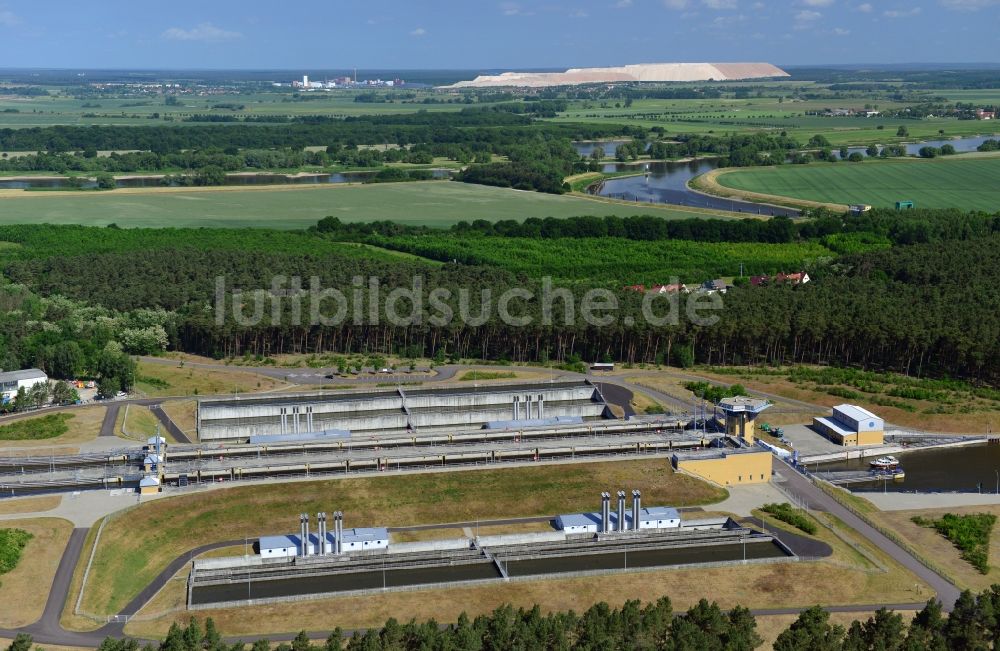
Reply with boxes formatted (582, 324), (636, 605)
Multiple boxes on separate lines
(0, 413), (70, 441)
(0, 495), (61, 516)
(875, 506), (1000, 591)
(0, 181), (728, 230)
(912, 513), (997, 575)
(0, 518), (73, 628)
(80, 459), (726, 617)
(457, 371), (517, 381)
(135, 360), (289, 397)
(0, 407), (106, 450)
(708, 155), (1000, 212)
(701, 365), (1000, 433)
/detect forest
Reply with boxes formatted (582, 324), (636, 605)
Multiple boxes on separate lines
(3, 206), (1000, 383)
(9, 590), (1000, 650)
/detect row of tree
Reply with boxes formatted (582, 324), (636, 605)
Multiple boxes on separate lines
(10, 590), (1000, 650)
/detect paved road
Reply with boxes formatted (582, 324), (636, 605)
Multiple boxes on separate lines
(98, 404), (120, 438)
(149, 405), (192, 444)
(774, 458), (961, 609)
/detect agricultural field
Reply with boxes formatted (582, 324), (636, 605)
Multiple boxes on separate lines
(0, 90), (479, 129)
(371, 233), (834, 284)
(0, 181), (729, 229)
(550, 94), (998, 145)
(710, 156), (1000, 212)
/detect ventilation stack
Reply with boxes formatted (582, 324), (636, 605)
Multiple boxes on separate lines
(617, 491), (626, 532)
(632, 490), (641, 531)
(601, 492), (611, 533)
(299, 513), (308, 556)
(318, 512), (327, 555)
(334, 511), (343, 554)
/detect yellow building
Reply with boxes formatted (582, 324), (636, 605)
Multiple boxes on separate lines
(718, 396), (771, 445)
(672, 449), (772, 487)
(813, 404), (885, 447)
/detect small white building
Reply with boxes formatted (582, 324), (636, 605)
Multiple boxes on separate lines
(258, 527), (390, 558)
(555, 506), (681, 533)
(555, 512), (602, 534)
(0, 369), (48, 404)
(340, 527), (390, 551)
(636, 506), (682, 529)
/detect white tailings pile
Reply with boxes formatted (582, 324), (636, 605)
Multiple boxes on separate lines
(444, 62), (788, 88)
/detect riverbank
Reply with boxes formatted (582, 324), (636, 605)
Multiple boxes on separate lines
(861, 492), (1000, 511)
(688, 168), (848, 213)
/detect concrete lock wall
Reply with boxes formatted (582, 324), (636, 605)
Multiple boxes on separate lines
(197, 382), (606, 442)
(676, 451), (772, 487)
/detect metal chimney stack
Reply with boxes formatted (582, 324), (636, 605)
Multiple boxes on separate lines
(318, 512), (327, 555)
(617, 491), (626, 532)
(632, 490), (641, 531)
(601, 492), (610, 533)
(335, 511), (343, 554)
(299, 513), (307, 556)
(303, 513), (311, 556)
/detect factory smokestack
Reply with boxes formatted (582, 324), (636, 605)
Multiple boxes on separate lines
(617, 491), (626, 532)
(632, 490), (641, 531)
(299, 513), (307, 557)
(318, 512), (327, 555)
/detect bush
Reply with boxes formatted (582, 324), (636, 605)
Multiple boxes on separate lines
(761, 502), (817, 535)
(912, 513), (996, 574)
(0, 413), (71, 441)
(0, 529), (33, 576)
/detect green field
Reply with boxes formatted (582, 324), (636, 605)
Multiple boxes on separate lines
(0, 181), (734, 229)
(714, 156), (1000, 211)
(372, 233), (833, 283)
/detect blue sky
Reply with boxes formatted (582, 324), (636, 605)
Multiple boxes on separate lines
(0, 0), (996, 70)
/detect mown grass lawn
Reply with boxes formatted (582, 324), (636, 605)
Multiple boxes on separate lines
(714, 156), (1000, 211)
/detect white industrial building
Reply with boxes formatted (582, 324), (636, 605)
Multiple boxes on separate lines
(813, 404), (885, 446)
(555, 491), (681, 534)
(0, 369), (48, 404)
(259, 512), (389, 559)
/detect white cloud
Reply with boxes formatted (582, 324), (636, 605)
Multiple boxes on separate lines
(883, 6), (922, 16)
(570, 8), (589, 17)
(940, 0), (998, 9)
(162, 23), (242, 42)
(614, 0), (634, 7)
(856, 2), (873, 10)
(832, 26), (851, 34)
(0, 8), (20, 26)
(500, 2), (533, 15)
(801, 0), (834, 5)
(703, 0), (738, 8)
(663, 0), (690, 8)
(410, 27), (426, 36)
(793, 8), (822, 27)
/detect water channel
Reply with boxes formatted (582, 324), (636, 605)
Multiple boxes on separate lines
(572, 134), (996, 217)
(817, 443), (1000, 493)
(190, 539), (789, 605)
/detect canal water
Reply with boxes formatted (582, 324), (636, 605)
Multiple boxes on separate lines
(577, 134), (994, 217)
(0, 168), (454, 191)
(817, 443), (1000, 493)
(190, 539), (789, 605)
